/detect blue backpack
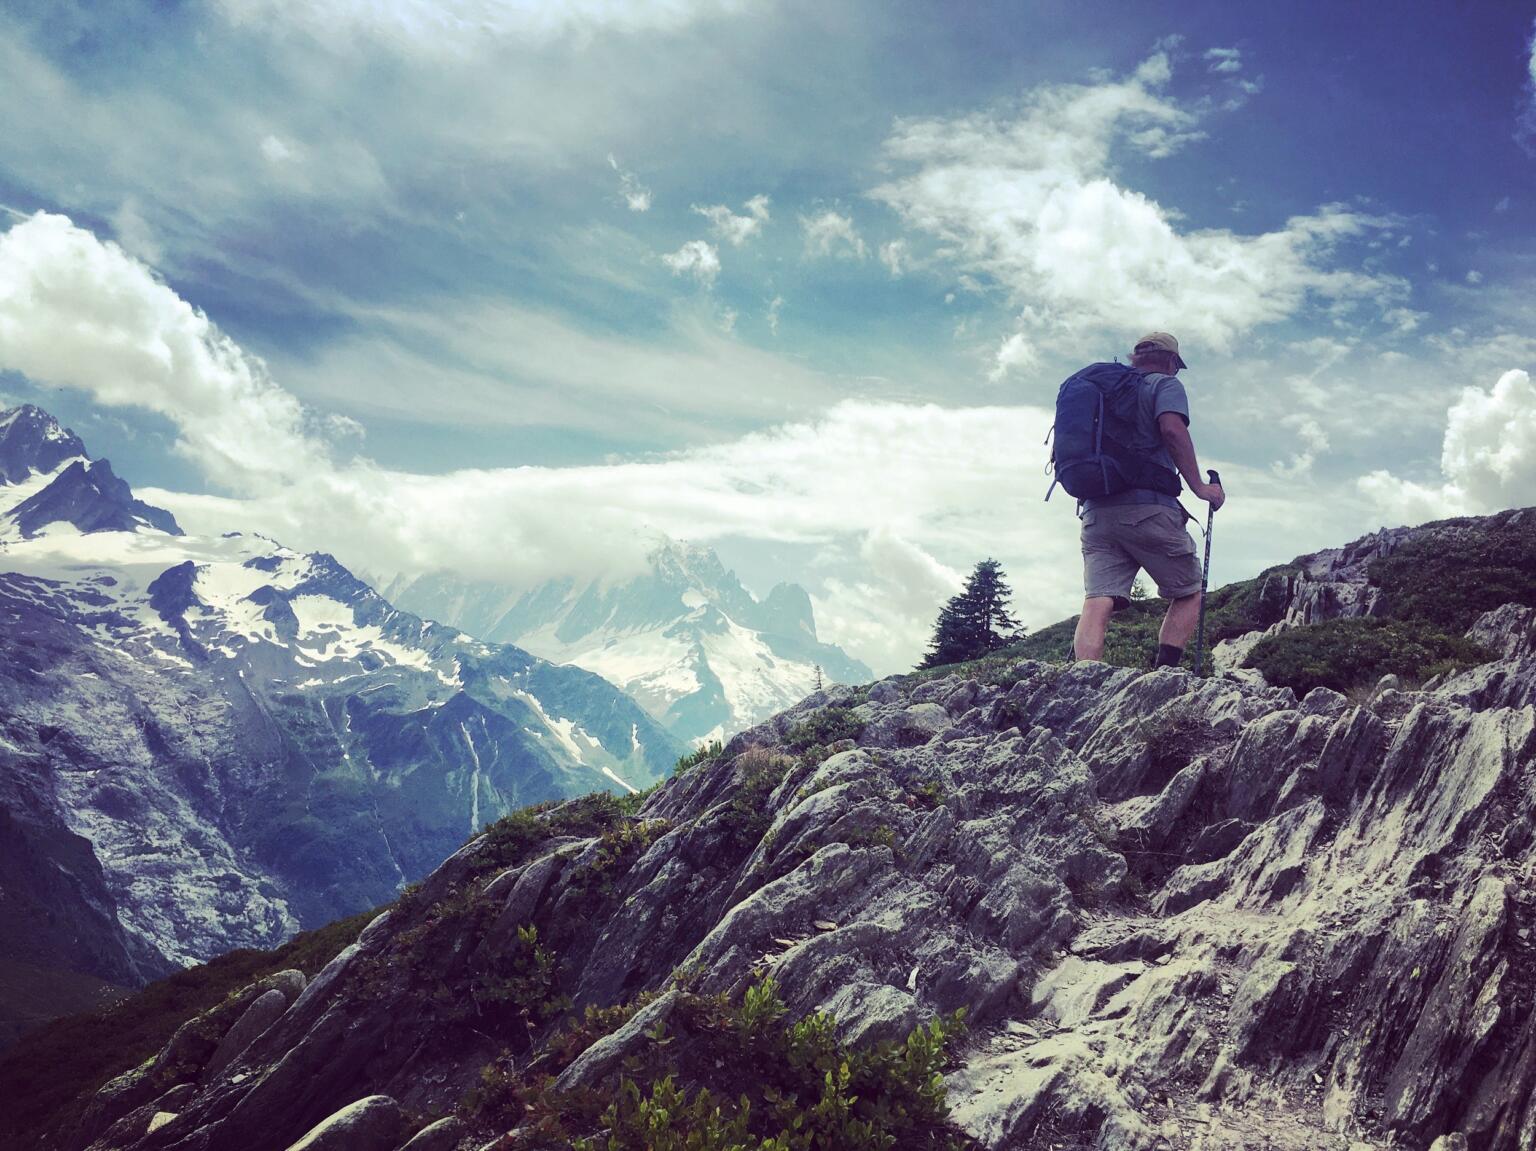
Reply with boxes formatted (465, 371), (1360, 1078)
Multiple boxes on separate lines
(1045, 362), (1182, 501)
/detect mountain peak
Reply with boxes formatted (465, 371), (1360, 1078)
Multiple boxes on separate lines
(0, 404), (88, 484)
(0, 405), (182, 538)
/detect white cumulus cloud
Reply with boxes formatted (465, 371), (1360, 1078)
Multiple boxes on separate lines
(607, 154), (653, 212)
(872, 53), (1406, 361)
(1359, 369), (1536, 521)
(812, 530), (964, 675)
(693, 194), (770, 245)
(0, 211), (1399, 675)
(662, 239), (720, 285)
(0, 212), (322, 489)
(800, 210), (867, 260)
(1204, 47), (1243, 74)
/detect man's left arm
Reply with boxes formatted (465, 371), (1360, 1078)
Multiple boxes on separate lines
(1158, 413), (1224, 509)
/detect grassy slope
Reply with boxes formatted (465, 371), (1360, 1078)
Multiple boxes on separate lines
(0, 909), (377, 1151)
(0, 960), (127, 1052)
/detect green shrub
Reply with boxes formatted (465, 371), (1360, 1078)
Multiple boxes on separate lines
(784, 708), (865, 752)
(563, 819), (670, 904)
(737, 975), (788, 1041)
(470, 792), (643, 883)
(717, 749), (796, 852)
(1244, 618), (1489, 696)
(471, 925), (569, 1035)
(675, 740), (725, 776)
(572, 976), (968, 1151)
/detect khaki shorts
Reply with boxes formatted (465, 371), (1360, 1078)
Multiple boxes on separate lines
(1081, 503), (1203, 607)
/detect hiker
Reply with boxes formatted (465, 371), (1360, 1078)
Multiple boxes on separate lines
(1058, 332), (1225, 666)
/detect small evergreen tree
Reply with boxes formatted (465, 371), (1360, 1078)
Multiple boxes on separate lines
(919, 558), (1022, 668)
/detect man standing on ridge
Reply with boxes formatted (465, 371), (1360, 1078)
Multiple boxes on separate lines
(1070, 332), (1225, 666)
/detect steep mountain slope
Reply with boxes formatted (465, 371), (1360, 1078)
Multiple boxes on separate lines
(0, 407), (684, 1040)
(382, 539), (872, 745)
(42, 511), (1536, 1151)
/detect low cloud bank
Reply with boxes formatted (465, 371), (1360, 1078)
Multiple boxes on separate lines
(2, 211), (1506, 674)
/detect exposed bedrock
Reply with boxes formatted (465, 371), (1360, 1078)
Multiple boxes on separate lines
(81, 604), (1536, 1151)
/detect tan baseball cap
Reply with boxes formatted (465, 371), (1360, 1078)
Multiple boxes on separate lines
(1133, 331), (1188, 369)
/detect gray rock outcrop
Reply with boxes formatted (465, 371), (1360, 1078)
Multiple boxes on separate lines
(63, 608), (1536, 1151)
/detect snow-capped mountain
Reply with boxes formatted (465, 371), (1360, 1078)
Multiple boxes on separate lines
(0, 405), (683, 1028)
(381, 540), (873, 745)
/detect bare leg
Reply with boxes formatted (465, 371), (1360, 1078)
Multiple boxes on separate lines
(1159, 592), (1202, 650)
(1074, 597), (1117, 661)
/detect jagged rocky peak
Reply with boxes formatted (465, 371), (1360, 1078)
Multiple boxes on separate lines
(0, 402), (88, 482)
(0, 403), (182, 537)
(760, 581), (817, 641)
(10, 457), (183, 538)
(63, 588), (1536, 1150)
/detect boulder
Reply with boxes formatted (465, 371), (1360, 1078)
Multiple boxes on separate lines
(284, 1095), (404, 1151)
(396, 1116), (465, 1151)
(202, 989), (290, 1082)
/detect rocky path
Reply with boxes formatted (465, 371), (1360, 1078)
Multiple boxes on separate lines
(67, 606), (1536, 1151)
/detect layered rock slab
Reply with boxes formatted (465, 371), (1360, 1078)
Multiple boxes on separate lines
(72, 636), (1536, 1151)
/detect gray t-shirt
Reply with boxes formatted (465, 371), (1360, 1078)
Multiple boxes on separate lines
(1081, 371), (1188, 512)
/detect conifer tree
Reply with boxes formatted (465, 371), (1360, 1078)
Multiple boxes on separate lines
(919, 558), (1023, 668)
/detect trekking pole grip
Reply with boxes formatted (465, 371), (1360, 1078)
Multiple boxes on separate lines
(1207, 469), (1221, 486)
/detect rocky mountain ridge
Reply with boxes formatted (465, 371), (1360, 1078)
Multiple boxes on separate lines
(0, 406), (684, 1043)
(382, 538), (872, 746)
(45, 510), (1536, 1151)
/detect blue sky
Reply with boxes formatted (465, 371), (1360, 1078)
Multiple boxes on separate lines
(2, 1), (1535, 672)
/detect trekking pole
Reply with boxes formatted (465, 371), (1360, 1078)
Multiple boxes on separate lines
(1193, 469), (1221, 677)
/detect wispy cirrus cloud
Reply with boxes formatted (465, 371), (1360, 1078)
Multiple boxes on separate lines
(214, 0), (747, 51)
(1204, 47), (1243, 74)
(1519, 19), (1536, 152)
(607, 154), (653, 212)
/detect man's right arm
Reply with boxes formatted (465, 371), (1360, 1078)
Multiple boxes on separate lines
(1157, 412), (1225, 509)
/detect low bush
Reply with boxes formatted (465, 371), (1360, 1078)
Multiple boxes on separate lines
(567, 977), (969, 1151)
(717, 749), (797, 852)
(783, 708), (865, 752)
(1244, 617), (1489, 696)
(675, 740), (725, 776)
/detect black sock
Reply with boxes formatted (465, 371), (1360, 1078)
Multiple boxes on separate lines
(1155, 644), (1184, 668)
